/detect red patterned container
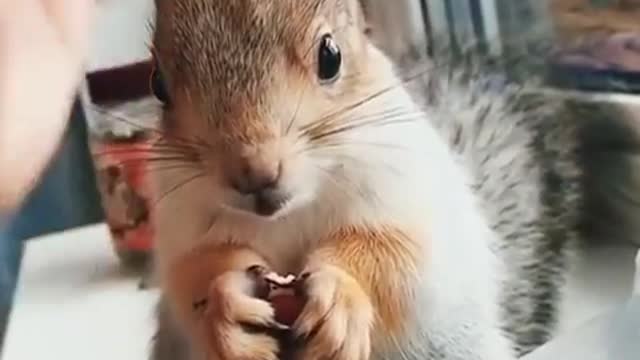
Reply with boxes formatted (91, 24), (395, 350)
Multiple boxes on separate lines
(92, 136), (155, 267)
(83, 58), (160, 271)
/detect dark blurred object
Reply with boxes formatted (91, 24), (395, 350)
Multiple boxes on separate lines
(547, 0), (640, 93)
(549, 31), (640, 93)
(86, 60), (153, 104)
(0, 98), (104, 349)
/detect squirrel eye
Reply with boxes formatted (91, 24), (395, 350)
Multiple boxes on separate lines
(317, 34), (342, 83)
(150, 63), (170, 105)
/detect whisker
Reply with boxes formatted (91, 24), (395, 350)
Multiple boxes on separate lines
(285, 81), (308, 135)
(296, 110), (423, 160)
(313, 164), (361, 201)
(137, 154), (198, 162)
(301, 105), (411, 138)
(331, 152), (403, 177)
(306, 145), (400, 209)
(151, 172), (206, 207)
(92, 146), (196, 158)
(88, 104), (210, 150)
(299, 64), (432, 134)
(144, 163), (203, 175)
(104, 155), (199, 168)
(306, 144), (404, 181)
(308, 113), (422, 142)
(307, 140), (410, 153)
(317, 162), (386, 207)
(203, 211), (224, 238)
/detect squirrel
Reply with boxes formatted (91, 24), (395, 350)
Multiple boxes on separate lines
(146, 0), (640, 359)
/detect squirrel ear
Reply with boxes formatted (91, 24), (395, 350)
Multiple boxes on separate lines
(356, 0), (373, 36)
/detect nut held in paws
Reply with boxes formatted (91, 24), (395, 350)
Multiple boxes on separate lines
(271, 293), (305, 326)
(263, 272), (306, 326)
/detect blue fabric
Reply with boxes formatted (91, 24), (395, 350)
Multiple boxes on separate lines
(0, 99), (104, 347)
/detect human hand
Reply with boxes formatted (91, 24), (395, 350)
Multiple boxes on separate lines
(0, 0), (94, 211)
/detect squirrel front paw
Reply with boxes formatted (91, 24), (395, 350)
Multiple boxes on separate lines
(196, 265), (286, 360)
(294, 264), (374, 360)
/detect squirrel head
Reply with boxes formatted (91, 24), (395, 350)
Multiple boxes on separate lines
(150, 0), (409, 218)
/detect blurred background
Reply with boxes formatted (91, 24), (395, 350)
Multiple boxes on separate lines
(1, 0), (639, 353)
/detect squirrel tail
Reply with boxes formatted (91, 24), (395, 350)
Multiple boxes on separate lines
(364, 5), (640, 354)
(577, 101), (640, 248)
(402, 47), (640, 355)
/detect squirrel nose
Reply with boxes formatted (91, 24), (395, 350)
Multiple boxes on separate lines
(231, 162), (282, 195)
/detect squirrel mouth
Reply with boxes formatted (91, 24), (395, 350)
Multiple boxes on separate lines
(252, 190), (290, 217)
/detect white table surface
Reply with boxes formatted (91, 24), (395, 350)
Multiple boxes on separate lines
(1, 224), (159, 360)
(2, 223), (638, 360)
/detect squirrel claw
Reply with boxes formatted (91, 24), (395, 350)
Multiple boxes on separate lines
(293, 264), (373, 360)
(196, 269), (282, 360)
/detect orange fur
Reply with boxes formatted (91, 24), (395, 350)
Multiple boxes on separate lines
(165, 244), (267, 319)
(164, 244), (277, 359)
(303, 226), (422, 351)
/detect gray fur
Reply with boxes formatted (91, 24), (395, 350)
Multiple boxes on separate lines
(575, 101), (640, 248)
(150, 298), (192, 360)
(397, 49), (640, 356)
(408, 66), (578, 356)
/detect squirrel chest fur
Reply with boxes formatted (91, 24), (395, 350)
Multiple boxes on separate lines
(147, 1), (639, 359)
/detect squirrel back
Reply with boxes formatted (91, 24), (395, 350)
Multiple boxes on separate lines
(383, 32), (640, 355)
